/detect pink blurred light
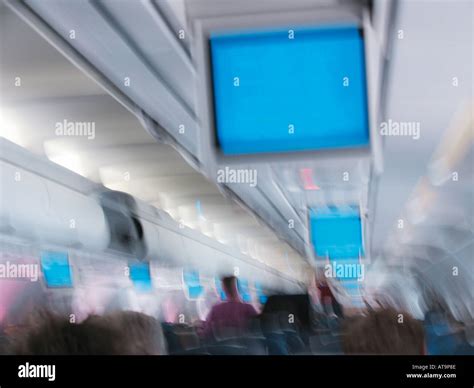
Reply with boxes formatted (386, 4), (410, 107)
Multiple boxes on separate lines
(0, 280), (27, 323)
(300, 168), (320, 190)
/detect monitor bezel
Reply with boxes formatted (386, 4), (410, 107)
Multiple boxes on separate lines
(192, 6), (382, 176)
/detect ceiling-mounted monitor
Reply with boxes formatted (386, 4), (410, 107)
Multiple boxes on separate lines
(194, 6), (382, 171)
(210, 25), (369, 156)
(309, 206), (364, 259)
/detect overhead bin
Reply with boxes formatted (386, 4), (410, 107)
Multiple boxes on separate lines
(99, 190), (148, 261)
(17, 0), (199, 157)
(0, 160), (109, 251)
(46, 180), (109, 250)
(0, 160), (50, 238)
(0, 153), (302, 292)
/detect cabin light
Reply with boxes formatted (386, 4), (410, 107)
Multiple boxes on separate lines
(247, 240), (258, 259)
(98, 166), (131, 186)
(199, 219), (214, 237)
(178, 205), (198, 226)
(195, 199), (207, 222)
(181, 219), (196, 229)
(0, 108), (25, 147)
(102, 181), (128, 193)
(161, 206), (178, 220)
(44, 139), (86, 177)
(237, 234), (249, 254)
(201, 229), (214, 239)
(213, 224), (231, 244)
(48, 152), (85, 177)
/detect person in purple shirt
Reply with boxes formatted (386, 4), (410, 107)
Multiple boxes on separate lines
(202, 276), (258, 340)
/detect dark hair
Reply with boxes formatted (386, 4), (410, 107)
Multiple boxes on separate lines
(342, 307), (425, 355)
(12, 311), (123, 355)
(221, 276), (238, 296)
(12, 310), (165, 355)
(87, 311), (166, 355)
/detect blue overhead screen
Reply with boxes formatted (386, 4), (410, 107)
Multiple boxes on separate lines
(210, 25), (369, 155)
(40, 251), (73, 288)
(215, 277), (227, 301)
(310, 206), (364, 259)
(129, 262), (153, 293)
(255, 282), (268, 305)
(183, 269), (204, 299)
(238, 278), (252, 303)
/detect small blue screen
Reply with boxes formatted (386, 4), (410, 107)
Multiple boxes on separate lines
(188, 285), (204, 299)
(310, 206), (364, 259)
(210, 25), (369, 155)
(238, 279), (252, 303)
(215, 277), (227, 301)
(255, 282), (268, 304)
(183, 270), (204, 299)
(129, 262), (153, 293)
(40, 251), (73, 288)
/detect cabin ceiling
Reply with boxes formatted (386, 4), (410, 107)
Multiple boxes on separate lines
(0, 1), (310, 280)
(1, 0), (472, 293)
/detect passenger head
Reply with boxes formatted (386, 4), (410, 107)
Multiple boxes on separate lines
(342, 307), (425, 355)
(222, 276), (239, 301)
(12, 310), (166, 355)
(12, 310), (124, 355)
(88, 311), (166, 355)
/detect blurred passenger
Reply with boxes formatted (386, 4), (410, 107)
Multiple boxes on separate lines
(12, 310), (166, 355)
(342, 307), (425, 355)
(261, 294), (312, 333)
(315, 272), (344, 318)
(201, 276), (257, 340)
(307, 273), (332, 330)
(423, 298), (473, 355)
(260, 294), (312, 354)
(85, 310), (167, 355)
